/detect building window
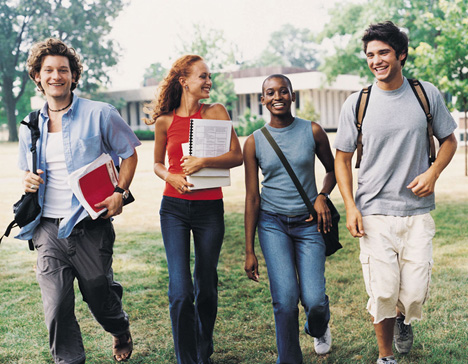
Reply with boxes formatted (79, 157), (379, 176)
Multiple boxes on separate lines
(136, 103), (141, 126)
(258, 94), (262, 115)
(461, 132), (465, 142)
(295, 91), (300, 110)
(126, 102), (132, 126)
(246, 94), (251, 110)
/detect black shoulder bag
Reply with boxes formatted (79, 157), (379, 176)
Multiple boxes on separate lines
(260, 126), (342, 256)
(1, 110), (42, 250)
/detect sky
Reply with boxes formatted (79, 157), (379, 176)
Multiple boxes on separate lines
(107, 0), (361, 90)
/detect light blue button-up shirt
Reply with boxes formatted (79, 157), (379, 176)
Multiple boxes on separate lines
(17, 95), (141, 239)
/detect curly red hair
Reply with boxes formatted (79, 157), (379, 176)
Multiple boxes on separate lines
(145, 54), (204, 125)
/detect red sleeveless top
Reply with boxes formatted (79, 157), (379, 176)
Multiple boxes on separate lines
(163, 104), (223, 200)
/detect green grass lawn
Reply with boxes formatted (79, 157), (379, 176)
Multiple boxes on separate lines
(1, 202), (467, 363)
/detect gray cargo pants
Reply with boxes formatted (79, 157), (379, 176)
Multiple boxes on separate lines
(33, 217), (130, 364)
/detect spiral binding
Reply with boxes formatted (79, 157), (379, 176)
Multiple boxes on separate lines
(189, 119), (194, 155)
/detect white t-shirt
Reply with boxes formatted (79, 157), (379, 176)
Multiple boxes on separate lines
(43, 132), (73, 218)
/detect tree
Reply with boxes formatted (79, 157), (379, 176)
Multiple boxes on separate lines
(142, 62), (167, 86)
(244, 24), (320, 70)
(318, 0), (441, 81)
(178, 24), (238, 111)
(410, 0), (468, 175)
(0, 0), (124, 141)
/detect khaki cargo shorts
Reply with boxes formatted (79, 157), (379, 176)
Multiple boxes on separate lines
(359, 213), (435, 324)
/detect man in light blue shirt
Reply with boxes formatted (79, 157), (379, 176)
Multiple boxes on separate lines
(18, 38), (140, 363)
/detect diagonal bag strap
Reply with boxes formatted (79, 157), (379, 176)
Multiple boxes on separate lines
(260, 126), (316, 216)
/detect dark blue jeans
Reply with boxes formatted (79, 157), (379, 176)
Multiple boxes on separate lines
(258, 210), (330, 364)
(160, 196), (225, 364)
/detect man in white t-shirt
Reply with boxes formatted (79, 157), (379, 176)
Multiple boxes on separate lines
(18, 38), (140, 363)
(334, 21), (457, 364)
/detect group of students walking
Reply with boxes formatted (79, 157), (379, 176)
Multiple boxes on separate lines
(15, 20), (457, 364)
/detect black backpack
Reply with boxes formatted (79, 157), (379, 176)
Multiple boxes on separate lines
(354, 78), (436, 168)
(1, 110), (41, 250)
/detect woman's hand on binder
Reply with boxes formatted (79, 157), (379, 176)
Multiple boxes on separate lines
(165, 172), (194, 194)
(180, 155), (203, 175)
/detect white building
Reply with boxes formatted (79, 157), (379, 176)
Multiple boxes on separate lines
(104, 67), (366, 131)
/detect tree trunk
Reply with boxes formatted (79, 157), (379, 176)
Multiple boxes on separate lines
(2, 75), (19, 142)
(464, 110), (467, 177)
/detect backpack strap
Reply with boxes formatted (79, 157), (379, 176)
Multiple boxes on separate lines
(2, 110), (41, 250)
(407, 79), (436, 164)
(20, 110), (41, 174)
(355, 85), (372, 168)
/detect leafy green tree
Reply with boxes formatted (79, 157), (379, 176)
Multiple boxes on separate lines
(410, 0), (468, 175)
(142, 62), (167, 86)
(178, 24), (238, 111)
(0, 0), (124, 141)
(244, 24), (319, 70)
(318, 0), (441, 81)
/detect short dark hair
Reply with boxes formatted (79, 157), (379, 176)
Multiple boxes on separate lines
(362, 21), (409, 66)
(27, 38), (83, 94)
(261, 74), (293, 95)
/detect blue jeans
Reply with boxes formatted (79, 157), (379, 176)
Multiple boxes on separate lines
(160, 196), (225, 364)
(258, 210), (330, 364)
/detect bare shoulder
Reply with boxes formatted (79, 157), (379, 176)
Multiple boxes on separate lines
(311, 121), (326, 137)
(202, 103), (230, 120)
(155, 113), (173, 131)
(243, 134), (256, 154)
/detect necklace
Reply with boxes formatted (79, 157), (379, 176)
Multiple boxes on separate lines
(48, 99), (73, 112)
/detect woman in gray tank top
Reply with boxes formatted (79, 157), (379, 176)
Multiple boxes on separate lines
(243, 74), (337, 363)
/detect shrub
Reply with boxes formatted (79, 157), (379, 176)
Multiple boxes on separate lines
(235, 108), (266, 136)
(133, 129), (154, 140)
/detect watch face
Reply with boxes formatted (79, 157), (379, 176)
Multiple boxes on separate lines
(122, 190), (129, 200)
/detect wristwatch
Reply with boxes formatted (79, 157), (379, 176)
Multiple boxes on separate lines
(318, 192), (330, 199)
(114, 186), (130, 201)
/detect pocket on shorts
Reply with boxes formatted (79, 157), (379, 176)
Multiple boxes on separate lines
(423, 213), (436, 238)
(359, 254), (375, 302)
(422, 260), (434, 305)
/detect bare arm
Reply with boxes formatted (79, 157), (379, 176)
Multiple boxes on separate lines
(153, 115), (193, 194)
(96, 151), (138, 218)
(243, 135), (260, 282)
(335, 149), (365, 238)
(407, 133), (458, 197)
(180, 104), (243, 175)
(312, 122), (336, 233)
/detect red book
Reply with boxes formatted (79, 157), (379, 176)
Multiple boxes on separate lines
(68, 153), (119, 219)
(78, 161), (118, 213)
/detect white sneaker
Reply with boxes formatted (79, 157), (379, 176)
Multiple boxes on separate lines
(314, 326), (332, 355)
